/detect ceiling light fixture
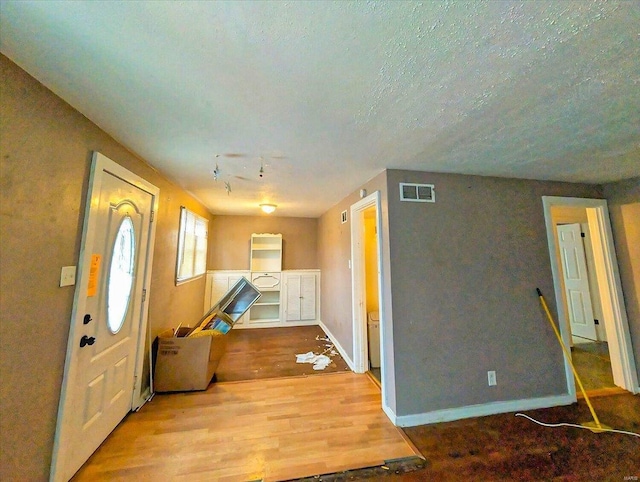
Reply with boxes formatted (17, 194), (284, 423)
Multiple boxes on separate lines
(260, 203), (277, 214)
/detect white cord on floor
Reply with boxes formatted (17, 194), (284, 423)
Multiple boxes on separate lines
(515, 413), (640, 438)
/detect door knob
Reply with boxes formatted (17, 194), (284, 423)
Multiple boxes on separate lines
(83, 314), (92, 325)
(80, 335), (96, 347)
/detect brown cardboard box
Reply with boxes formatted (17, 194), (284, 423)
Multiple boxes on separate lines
(154, 327), (228, 392)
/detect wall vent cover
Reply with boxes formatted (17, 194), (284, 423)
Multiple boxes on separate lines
(399, 183), (435, 203)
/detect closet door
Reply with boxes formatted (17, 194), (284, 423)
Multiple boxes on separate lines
(284, 272), (317, 322)
(299, 274), (317, 321)
(285, 275), (302, 321)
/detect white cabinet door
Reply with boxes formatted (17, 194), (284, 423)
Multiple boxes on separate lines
(285, 273), (317, 322)
(300, 274), (317, 321)
(286, 275), (302, 321)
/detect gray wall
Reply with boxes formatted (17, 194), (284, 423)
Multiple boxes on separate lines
(385, 170), (604, 415)
(319, 168), (607, 418)
(0, 55), (213, 481)
(602, 177), (640, 380)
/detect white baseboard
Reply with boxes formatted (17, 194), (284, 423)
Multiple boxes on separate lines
(382, 403), (398, 425)
(318, 320), (355, 371)
(393, 393), (575, 427)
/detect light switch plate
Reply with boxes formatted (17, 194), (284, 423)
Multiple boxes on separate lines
(487, 370), (497, 386)
(60, 266), (76, 287)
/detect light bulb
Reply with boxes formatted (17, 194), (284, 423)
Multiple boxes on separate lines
(260, 204), (277, 214)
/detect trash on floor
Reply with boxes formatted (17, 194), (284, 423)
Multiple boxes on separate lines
(295, 351), (331, 370)
(295, 334), (341, 371)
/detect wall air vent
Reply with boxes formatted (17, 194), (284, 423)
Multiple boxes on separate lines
(399, 183), (435, 203)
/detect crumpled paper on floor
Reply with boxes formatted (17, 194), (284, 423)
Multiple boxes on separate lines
(295, 351), (331, 370)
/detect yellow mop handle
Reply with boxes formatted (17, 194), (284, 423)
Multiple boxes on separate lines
(536, 288), (602, 429)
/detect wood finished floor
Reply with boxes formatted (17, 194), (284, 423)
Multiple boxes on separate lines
(72, 328), (640, 481)
(571, 341), (615, 391)
(72, 372), (417, 481)
(216, 325), (350, 382)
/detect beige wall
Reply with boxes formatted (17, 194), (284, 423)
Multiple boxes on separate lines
(318, 173), (390, 361)
(0, 55), (213, 481)
(551, 205), (589, 224)
(603, 178), (640, 380)
(208, 215), (318, 270)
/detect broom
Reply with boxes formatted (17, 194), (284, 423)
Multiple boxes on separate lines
(535, 288), (610, 432)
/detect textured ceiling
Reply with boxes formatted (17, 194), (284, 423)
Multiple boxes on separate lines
(1, 1), (638, 217)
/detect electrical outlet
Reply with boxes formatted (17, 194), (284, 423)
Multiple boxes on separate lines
(487, 370), (497, 386)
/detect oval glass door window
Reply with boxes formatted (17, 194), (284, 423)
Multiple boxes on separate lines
(107, 216), (136, 333)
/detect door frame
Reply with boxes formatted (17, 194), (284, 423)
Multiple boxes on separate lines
(351, 192), (387, 398)
(50, 152), (159, 481)
(542, 196), (639, 395)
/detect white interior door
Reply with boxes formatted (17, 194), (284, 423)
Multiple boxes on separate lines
(51, 153), (158, 482)
(557, 223), (597, 341)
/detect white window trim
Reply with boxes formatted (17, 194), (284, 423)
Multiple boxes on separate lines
(176, 207), (208, 285)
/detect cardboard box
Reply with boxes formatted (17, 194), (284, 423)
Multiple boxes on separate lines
(154, 327), (228, 392)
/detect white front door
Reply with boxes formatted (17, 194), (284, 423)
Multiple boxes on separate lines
(51, 153), (158, 482)
(557, 223), (597, 341)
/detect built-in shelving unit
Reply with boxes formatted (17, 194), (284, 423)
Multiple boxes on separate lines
(205, 269), (320, 329)
(249, 233), (282, 323)
(204, 233), (321, 329)
(249, 233), (282, 272)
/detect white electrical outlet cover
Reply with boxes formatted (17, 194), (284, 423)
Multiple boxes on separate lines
(487, 370), (497, 386)
(60, 266), (77, 287)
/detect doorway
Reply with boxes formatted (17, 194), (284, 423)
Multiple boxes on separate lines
(50, 153), (159, 481)
(542, 196), (639, 397)
(555, 219), (614, 391)
(363, 207), (380, 382)
(350, 192), (386, 392)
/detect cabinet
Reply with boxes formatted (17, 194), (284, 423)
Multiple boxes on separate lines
(205, 269), (321, 328)
(204, 271), (250, 325)
(283, 270), (320, 323)
(248, 272), (281, 323)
